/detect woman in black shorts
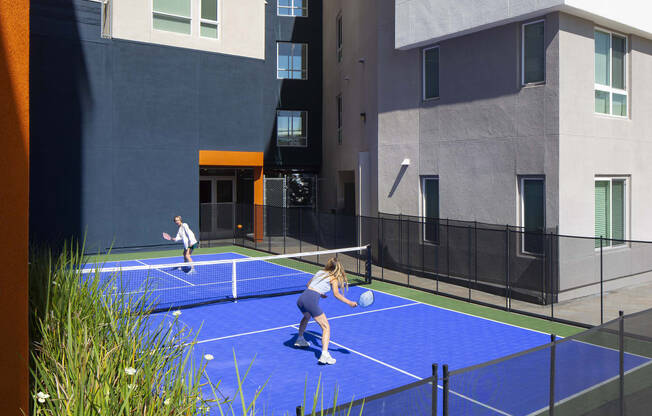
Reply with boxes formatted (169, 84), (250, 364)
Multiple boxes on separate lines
(294, 258), (357, 364)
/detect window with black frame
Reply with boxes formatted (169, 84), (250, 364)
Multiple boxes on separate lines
(421, 177), (439, 243)
(520, 177), (544, 255)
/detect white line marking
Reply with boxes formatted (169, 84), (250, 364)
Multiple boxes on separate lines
(367, 285), (560, 337)
(195, 303), (419, 344)
(297, 325), (513, 416)
(296, 325), (421, 379)
(135, 259), (195, 286)
(525, 359), (652, 416)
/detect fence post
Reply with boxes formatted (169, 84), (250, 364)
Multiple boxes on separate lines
(268, 207), (272, 253)
(334, 209), (337, 249)
(381, 216), (384, 281)
(295, 405), (302, 416)
(550, 233), (554, 319)
(474, 221), (478, 284)
(619, 310), (625, 416)
(283, 207), (287, 254)
(446, 218), (450, 281)
(600, 236), (604, 325)
(432, 363), (438, 416)
(549, 334), (556, 416)
(443, 364), (449, 416)
(505, 225), (510, 310)
(299, 207), (302, 253)
(407, 218), (411, 286)
(468, 225), (472, 301)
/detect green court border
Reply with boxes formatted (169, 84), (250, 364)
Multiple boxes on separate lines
(86, 245), (584, 337)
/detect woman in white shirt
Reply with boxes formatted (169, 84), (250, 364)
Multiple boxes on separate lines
(294, 258), (357, 364)
(163, 215), (199, 273)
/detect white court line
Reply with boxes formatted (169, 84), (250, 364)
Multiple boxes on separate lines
(195, 302), (420, 344)
(135, 259), (195, 286)
(120, 271), (311, 296)
(525, 359), (652, 416)
(367, 285), (559, 337)
(295, 326), (512, 416)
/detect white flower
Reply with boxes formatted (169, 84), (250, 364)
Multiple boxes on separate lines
(127, 384), (136, 391)
(172, 310), (182, 317)
(164, 398), (171, 406)
(124, 367), (137, 376)
(204, 354), (214, 361)
(36, 391), (50, 403)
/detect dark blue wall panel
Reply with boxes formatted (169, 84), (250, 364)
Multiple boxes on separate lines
(30, 0), (321, 250)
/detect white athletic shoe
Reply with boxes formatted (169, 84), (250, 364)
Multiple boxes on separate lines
(318, 351), (336, 365)
(294, 337), (310, 348)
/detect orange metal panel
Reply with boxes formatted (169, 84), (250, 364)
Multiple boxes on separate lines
(0, 0), (30, 414)
(253, 167), (264, 241)
(199, 150), (263, 167)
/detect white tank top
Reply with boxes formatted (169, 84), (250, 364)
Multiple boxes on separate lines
(308, 270), (332, 294)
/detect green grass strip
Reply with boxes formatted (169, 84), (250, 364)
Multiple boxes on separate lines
(367, 280), (584, 337)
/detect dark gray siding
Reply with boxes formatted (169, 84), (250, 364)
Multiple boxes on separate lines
(30, 0), (269, 250)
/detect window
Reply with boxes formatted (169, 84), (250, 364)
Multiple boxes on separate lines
(152, 0), (219, 38)
(595, 177), (627, 248)
(519, 177), (545, 254)
(595, 29), (628, 117)
(422, 46), (440, 100)
(277, 42), (308, 79)
(522, 20), (545, 84)
(200, 0), (218, 38)
(421, 177), (439, 243)
(336, 94), (342, 144)
(336, 14), (342, 62)
(153, 0), (191, 34)
(277, 110), (307, 147)
(278, 0), (307, 17)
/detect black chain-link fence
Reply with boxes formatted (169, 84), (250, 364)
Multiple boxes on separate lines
(200, 204), (652, 327)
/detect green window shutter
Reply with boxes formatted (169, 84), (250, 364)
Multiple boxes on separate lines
(612, 180), (625, 243)
(595, 181), (610, 247)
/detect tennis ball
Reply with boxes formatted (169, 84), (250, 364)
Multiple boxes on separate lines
(237, 224), (242, 229)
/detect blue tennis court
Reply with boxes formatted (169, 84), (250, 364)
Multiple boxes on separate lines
(86, 251), (651, 415)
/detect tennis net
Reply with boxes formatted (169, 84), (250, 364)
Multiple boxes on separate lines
(80, 245), (371, 312)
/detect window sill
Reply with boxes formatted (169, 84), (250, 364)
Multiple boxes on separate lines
(521, 81), (546, 88)
(593, 113), (630, 120)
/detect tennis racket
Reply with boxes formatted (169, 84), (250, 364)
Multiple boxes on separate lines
(357, 290), (374, 308)
(162, 232), (171, 240)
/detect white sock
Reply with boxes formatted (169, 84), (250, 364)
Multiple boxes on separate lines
(297, 334), (305, 340)
(321, 349), (329, 356)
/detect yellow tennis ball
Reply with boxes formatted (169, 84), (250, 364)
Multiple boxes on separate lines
(237, 224), (242, 229)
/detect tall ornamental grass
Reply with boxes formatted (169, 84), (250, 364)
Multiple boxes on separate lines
(29, 242), (215, 415)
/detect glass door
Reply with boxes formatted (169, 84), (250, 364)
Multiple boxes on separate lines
(199, 177), (235, 240)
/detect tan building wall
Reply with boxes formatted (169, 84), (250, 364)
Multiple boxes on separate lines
(113, 0), (265, 59)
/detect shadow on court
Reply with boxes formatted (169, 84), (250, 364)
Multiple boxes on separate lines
(283, 332), (352, 360)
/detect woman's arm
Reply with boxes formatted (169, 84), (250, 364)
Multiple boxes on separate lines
(331, 280), (357, 307)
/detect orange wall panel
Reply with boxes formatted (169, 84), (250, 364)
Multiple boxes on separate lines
(199, 150), (263, 167)
(0, 0), (30, 414)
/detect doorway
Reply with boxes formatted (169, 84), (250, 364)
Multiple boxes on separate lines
(199, 176), (235, 240)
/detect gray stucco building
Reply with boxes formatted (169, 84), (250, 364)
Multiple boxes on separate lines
(322, 0), (652, 299)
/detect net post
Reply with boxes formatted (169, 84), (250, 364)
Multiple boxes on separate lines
(619, 310), (625, 416)
(432, 363), (438, 416)
(365, 245), (372, 284)
(549, 334), (556, 416)
(231, 260), (237, 300)
(442, 364), (449, 416)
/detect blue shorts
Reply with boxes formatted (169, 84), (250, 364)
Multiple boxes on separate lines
(297, 289), (323, 317)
